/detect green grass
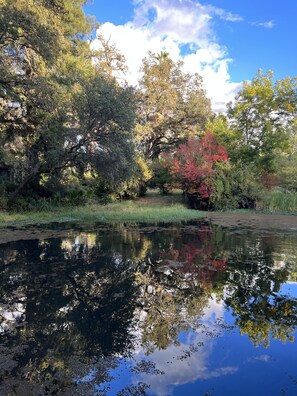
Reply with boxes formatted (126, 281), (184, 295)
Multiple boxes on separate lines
(0, 190), (205, 228)
(1, 188), (296, 229)
(259, 189), (297, 214)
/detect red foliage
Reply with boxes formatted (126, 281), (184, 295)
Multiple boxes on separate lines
(162, 132), (228, 200)
(161, 227), (228, 288)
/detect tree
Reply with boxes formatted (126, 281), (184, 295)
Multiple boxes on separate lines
(227, 70), (297, 173)
(206, 113), (240, 160)
(0, 0), (94, 200)
(163, 132), (228, 209)
(0, 0), (138, 204)
(92, 30), (128, 82)
(4, 71), (137, 203)
(0, 0), (94, 107)
(136, 52), (212, 161)
(71, 73), (137, 190)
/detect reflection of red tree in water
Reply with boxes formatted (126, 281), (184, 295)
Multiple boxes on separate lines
(161, 227), (227, 287)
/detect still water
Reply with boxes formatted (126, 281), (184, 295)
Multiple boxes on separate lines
(0, 221), (297, 396)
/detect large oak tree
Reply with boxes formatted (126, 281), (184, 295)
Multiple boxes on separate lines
(0, 0), (137, 203)
(136, 52), (212, 161)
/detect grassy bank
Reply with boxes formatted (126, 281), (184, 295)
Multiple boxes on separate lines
(0, 190), (205, 228)
(0, 189), (296, 229)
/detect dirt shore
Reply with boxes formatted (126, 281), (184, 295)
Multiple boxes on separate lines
(205, 212), (297, 231)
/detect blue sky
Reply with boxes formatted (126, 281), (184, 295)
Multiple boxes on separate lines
(84, 0), (297, 111)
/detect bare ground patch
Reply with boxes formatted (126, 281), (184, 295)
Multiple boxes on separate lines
(204, 212), (297, 231)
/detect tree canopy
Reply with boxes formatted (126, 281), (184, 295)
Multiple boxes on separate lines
(0, 0), (139, 206)
(227, 70), (297, 172)
(135, 52), (212, 160)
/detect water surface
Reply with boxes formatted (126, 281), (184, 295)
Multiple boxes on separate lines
(0, 222), (297, 395)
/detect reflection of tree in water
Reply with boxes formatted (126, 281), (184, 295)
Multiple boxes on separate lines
(221, 233), (297, 347)
(0, 236), (139, 394)
(134, 225), (228, 352)
(0, 225), (297, 394)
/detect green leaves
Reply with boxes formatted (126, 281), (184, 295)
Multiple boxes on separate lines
(0, 0), (137, 203)
(136, 52), (212, 160)
(227, 70), (297, 172)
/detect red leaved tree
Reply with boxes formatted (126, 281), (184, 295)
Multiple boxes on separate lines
(163, 132), (228, 209)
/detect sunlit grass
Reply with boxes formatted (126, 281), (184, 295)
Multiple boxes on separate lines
(0, 190), (205, 227)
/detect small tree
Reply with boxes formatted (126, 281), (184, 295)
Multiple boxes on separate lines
(165, 132), (228, 209)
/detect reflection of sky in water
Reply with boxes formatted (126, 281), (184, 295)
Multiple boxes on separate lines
(94, 285), (297, 396)
(95, 297), (234, 396)
(281, 282), (297, 298)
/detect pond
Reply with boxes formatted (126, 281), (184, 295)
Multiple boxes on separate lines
(0, 221), (297, 396)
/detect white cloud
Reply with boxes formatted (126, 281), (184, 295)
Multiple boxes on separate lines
(252, 20), (275, 28)
(208, 5), (243, 22)
(91, 0), (243, 112)
(133, 0), (212, 44)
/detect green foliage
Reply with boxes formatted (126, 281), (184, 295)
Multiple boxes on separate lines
(206, 114), (240, 161)
(209, 165), (237, 210)
(72, 73), (138, 188)
(62, 188), (89, 206)
(0, 0), (139, 205)
(227, 70), (297, 173)
(210, 164), (262, 210)
(116, 156), (152, 199)
(136, 52), (212, 160)
(150, 158), (174, 194)
(93, 177), (114, 204)
(0, 182), (8, 209)
(258, 188), (297, 213)
(0, 0), (94, 202)
(275, 153), (297, 192)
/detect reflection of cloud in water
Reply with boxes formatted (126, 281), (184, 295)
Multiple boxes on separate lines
(248, 354), (272, 363)
(134, 341), (237, 396)
(132, 296), (237, 396)
(201, 294), (225, 324)
(0, 301), (26, 334)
